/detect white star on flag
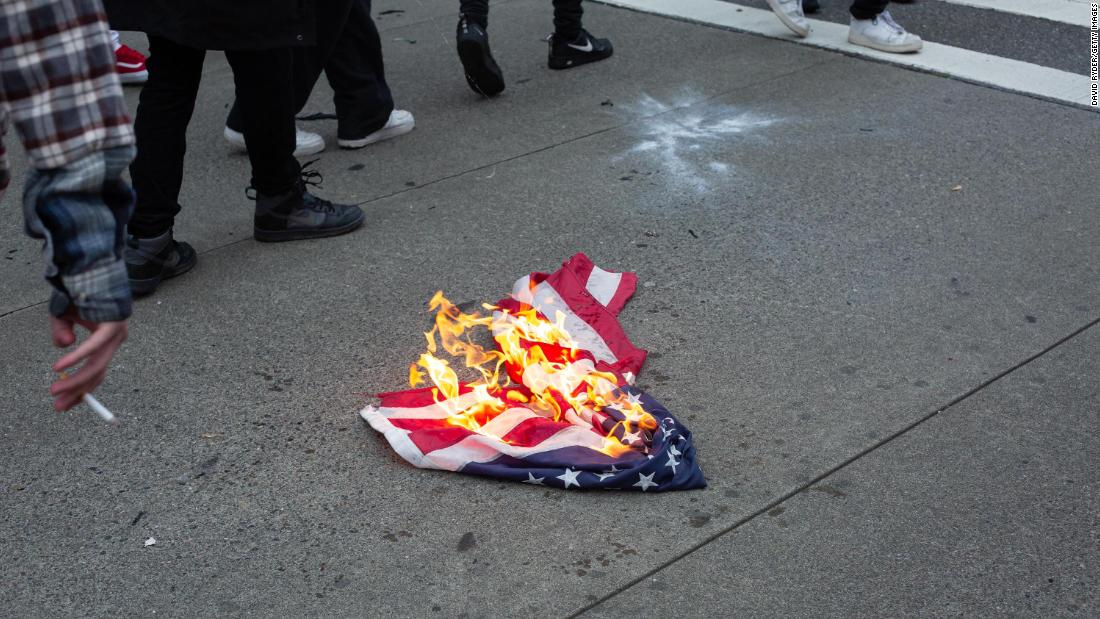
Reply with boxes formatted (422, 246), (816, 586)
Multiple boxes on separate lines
(669, 444), (682, 457)
(557, 468), (582, 489)
(664, 454), (679, 474)
(661, 426), (676, 439)
(522, 473), (545, 485)
(633, 472), (658, 491)
(622, 430), (642, 444)
(596, 472), (616, 481)
(625, 392), (643, 407)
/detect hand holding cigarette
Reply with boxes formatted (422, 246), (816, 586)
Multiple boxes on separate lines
(54, 370), (120, 425)
(49, 311), (128, 416)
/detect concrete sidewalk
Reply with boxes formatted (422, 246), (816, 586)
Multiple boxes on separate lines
(1, 0), (1097, 616)
(584, 326), (1100, 618)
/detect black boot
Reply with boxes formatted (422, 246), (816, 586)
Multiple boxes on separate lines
(547, 29), (613, 70)
(125, 229), (197, 297)
(457, 14), (505, 97)
(253, 181), (365, 243)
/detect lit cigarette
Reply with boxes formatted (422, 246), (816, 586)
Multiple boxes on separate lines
(58, 371), (120, 426)
(82, 392), (119, 426)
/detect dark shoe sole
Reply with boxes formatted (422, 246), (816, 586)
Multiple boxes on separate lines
(253, 211), (365, 243)
(129, 242), (197, 298)
(548, 47), (613, 71)
(458, 39), (505, 97)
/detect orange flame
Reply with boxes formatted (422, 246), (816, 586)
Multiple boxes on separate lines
(410, 292), (655, 456)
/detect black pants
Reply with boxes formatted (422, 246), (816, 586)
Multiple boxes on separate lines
(129, 36), (297, 237)
(850, 0), (888, 20)
(226, 0), (393, 141)
(460, 0), (584, 38)
(328, 0), (394, 139)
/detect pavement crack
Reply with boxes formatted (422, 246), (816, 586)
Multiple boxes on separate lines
(566, 314), (1100, 619)
(0, 300), (47, 319)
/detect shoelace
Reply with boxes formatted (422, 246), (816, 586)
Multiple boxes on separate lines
(245, 159), (325, 201)
(301, 191), (338, 214)
(299, 158), (323, 190)
(876, 11), (905, 34)
(297, 160), (340, 214)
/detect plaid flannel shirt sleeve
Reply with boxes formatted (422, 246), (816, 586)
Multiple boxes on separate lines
(22, 145), (137, 322)
(0, 0), (137, 323)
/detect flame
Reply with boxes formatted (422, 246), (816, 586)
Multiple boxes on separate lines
(409, 292), (655, 457)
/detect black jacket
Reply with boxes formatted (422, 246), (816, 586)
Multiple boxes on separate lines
(103, 0), (316, 50)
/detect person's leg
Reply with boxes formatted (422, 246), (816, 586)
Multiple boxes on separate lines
(765, 0), (810, 38)
(552, 0), (583, 39)
(128, 36), (204, 239)
(329, 0), (416, 147)
(224, 0), (353, 155)
(331, 0), (394, 137)
(848, 0), (922, 52)
(456, 0), (504, 97)
(224, 47), (299, 197)
(460, 0), (490, 27)
(547, 0), (613, 70)
(225, 46), (364, 242)
(290, 0), (354, 115)
(850, 0), (888, 19)
(124, 35), (202, 294)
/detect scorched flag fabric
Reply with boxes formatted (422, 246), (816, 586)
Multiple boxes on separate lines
(360, 254), (706, 492)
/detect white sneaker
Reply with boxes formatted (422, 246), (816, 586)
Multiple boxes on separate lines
(222, 126), (326, 157)
(766, 0), (810, 38)
(848, 11), (922, 53)
(337, 110), (415, 150)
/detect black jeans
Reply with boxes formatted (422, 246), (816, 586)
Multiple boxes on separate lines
(226, 0), (392, 141)
(129, 36), (298, 237)
(460, 0), (584, 38)
(328, 0), (394, 139)
(850, 0), (888, 20)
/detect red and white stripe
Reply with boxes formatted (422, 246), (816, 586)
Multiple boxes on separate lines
(360, 253), (647, 472)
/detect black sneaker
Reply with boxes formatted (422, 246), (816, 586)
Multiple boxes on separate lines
(253, 173), (364, 243)
(456, 15), (505, 97)
(547, 30), (613, 70)
(125, 231), (197, 298)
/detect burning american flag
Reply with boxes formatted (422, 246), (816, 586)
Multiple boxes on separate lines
(360, 254), (706, 492)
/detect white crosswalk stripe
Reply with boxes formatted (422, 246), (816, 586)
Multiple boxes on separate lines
(594, 0), (1096, 109)
(937, 0), (1091, 27)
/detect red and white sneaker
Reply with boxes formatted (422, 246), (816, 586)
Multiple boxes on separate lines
(115, 44), (148, 84)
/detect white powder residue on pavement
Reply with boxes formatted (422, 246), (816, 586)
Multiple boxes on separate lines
(615, 92), (777, 193)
